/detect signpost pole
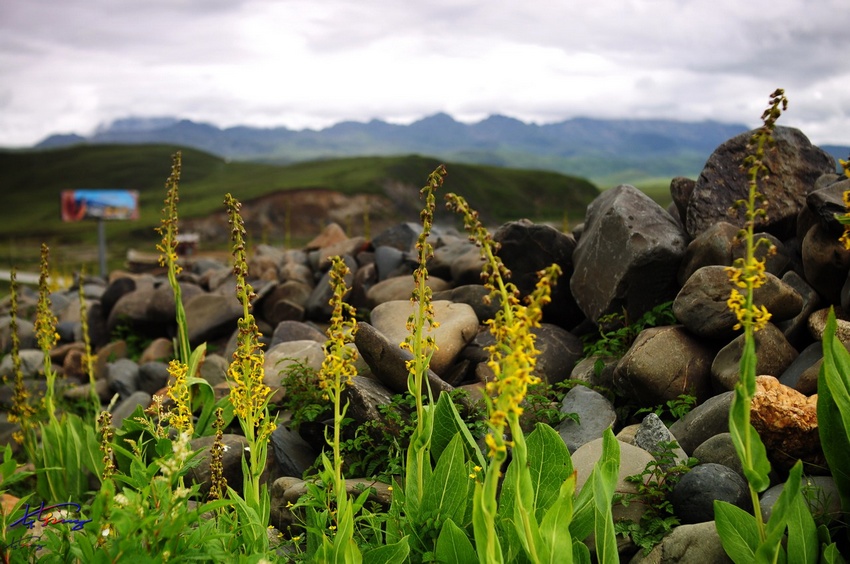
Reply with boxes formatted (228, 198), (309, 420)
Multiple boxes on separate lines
(98, 218), (107, 278)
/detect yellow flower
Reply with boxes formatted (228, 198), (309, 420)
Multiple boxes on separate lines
(155, 153), (183, 275)
(166, 360), (193, 435)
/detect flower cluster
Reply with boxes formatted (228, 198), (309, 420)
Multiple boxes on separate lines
(166, 360), (193, 435)
(35, 244), (59, 353)
(318, 256), (358, 397)
(98, 411), (116, 481)
(208, 408), (227, 501)
(155, 152), (183, 275)
(446, 192), (560, 457)
(36, 244), (60, 420)
(401, 166), (445, 398)
(7, 269), (35, 445)
(725, 88), (786, 335)
(225, 193), (273, 443)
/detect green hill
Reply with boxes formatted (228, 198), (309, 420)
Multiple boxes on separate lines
(0, 144), (599, 272)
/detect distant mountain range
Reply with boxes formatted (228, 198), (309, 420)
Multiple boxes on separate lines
(35, 114), (849, 185)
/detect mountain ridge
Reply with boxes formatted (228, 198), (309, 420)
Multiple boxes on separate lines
(33, 114), (848, 185)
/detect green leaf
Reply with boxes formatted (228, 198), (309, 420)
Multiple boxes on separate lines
(786, 484), (819, 564)
(363, 537), (410, 564)
(538, 472), (575, 563)
(822, 542), (848, 564)
(715, 501), (759, 563)
(728, 384), (771, 492)
(819, 307), (850, 514)
(592, 430), (619, 564)
(432, 392), (485, 468)
(572, 539), (591, 564)
(525, 424), (573, 520)
(420, 433), (470, 528)
(569, 472), (596, 542)
(756, 460), (804, 563)
(435, 520), (476, 564)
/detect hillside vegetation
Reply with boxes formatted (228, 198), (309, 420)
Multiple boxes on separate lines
(0, 144), (599, 271)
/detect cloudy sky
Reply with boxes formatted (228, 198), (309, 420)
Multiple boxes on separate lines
(2, 0), (849, 148)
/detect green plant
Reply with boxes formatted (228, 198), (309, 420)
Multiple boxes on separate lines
(224, 193), (275, 553)
(582, 301), (676, 358)
(278, 359), (329, 433)
(447, 191), (621, 563)
(635, 394), (697, 425)
(615, 440), (697, 554)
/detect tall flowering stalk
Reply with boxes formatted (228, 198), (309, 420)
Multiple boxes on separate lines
(312, 256), (363, 561)
(155, 152), (192, 367)
(35, 244), (60, 425)
(446, 193), (560, 563)
(722, 88), (787, 544)
(7, 268), (36, 452)
(224, 193), (275, 523)
(318, 256), (358, 498)
(399, 164), (444, 509)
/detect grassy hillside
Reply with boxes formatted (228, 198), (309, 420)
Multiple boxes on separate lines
(0, 144), (600, 273)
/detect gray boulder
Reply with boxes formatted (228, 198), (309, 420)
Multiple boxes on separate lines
(711, 323), (798, 390)
(614, 325), (715, 406)
(685, 126), (836, 239)
(557, 386), (616, 453)
(571, 184), (687, 324)
(671, 463), (750, 524)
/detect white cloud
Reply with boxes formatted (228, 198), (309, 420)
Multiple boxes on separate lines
(0, 0), (849, 146)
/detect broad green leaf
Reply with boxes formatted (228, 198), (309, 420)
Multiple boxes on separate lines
(539, 472), (575, 564)
(819, 308), (850, 514)
(432, 392), (486, 468)
(715, 501), (759, 563)
(526, 423), (573, 520)
(363, 537), (410, 564)
(435, 520), (477, 564)
(420, 433), (470, 528)
(786, 485), (819, 564)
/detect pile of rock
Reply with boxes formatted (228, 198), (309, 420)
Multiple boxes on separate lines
(1, 125), (847, 562)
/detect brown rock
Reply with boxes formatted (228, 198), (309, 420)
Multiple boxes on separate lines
(751, 375), (823, 471)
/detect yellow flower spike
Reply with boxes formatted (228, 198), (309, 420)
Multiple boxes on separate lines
(319, 256), (360, 517)
(35, 244), (60, 423)
(224, 193), (275, 517)
(166, 360), (193, 436)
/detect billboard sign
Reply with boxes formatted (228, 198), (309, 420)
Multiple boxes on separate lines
(61, 189), (139, 222)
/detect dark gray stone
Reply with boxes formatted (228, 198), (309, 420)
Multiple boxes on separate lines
(685, 126), (836, 239)
(270, 423), (318, 478)
(571, 184), (687, 324)
(669, 391), (733, 455)
(138, 361), (170, 395)
(107, 358), (140, 399)
(494, 219), (583, 329)
(671, 463), (750, 524)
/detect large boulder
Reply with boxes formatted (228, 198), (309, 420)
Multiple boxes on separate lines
(494, 219), (583, 329)
(685, 126), (836, 239)
(571, 184), (687, 323)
